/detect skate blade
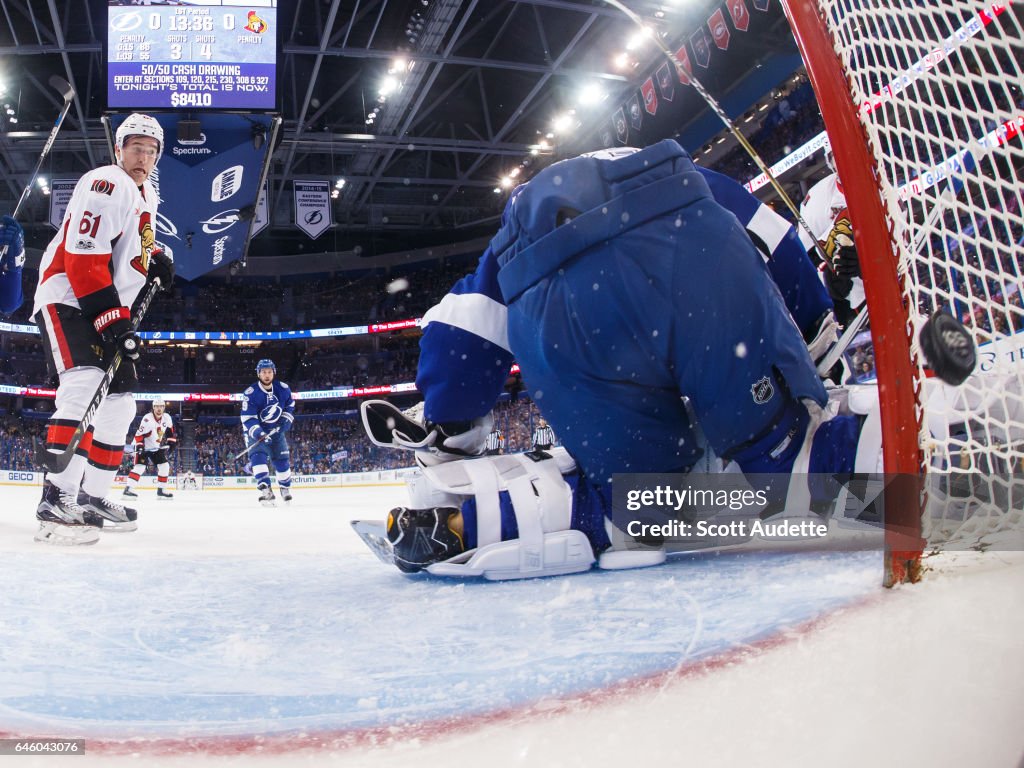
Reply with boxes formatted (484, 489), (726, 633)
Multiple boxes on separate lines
(103, 521), (139, 533)
(259, 499), (277, 507)
(34, 522), (101, 546)
(156, 496), (174, 500)
(351, 520), (396, 566)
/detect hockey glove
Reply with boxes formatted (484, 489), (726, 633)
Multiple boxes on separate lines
(134, 445), (145, 465)
(93, 307), (141, 361)
(247, 423), (267, 442)
(280, 418), (293, 433)
(361, 399), (491, 466)
(0, 215), (25, 272)
(147, 248), (175, 292)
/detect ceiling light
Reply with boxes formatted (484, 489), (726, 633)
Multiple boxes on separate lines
(500, 177), (513, 189)
(613, 52), (630, 70)
(551, 113), (573, 133)
(625, 28), (652, 51)
(577, 83), (604, 107)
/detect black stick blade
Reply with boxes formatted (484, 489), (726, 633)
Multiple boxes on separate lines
(48, 74), (75, 102)
(919, 312), (977, 386)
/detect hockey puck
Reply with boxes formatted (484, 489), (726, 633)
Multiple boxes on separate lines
(919, 312), (976, 386)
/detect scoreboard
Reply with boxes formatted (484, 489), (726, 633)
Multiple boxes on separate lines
(107, 0), (277, 111)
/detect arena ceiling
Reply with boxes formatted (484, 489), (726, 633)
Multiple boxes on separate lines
(0, 0), (800, 266)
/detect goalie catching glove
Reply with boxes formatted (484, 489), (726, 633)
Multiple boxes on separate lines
(361, 399), (492, 467)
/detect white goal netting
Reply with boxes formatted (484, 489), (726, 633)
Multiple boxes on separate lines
(798, 1), (1024, 552)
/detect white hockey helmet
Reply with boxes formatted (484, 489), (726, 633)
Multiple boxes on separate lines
(152, 397), (166, 409)
(115, 113), (164, 165)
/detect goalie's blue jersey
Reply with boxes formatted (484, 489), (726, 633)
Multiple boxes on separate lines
(240, 380), (295, 441)
(417, 140), (829, 485)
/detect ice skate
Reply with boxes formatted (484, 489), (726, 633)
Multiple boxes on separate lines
(156, 487), (174, 500)
(280, 486), (292, 503)
(35, 481), (103, 546)
(77, 492), (138, 533)
(258, 482), (276, 507)
(122, 486), (139, 499)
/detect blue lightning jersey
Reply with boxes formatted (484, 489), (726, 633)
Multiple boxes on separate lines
(0, 267), (22, 315)
(240, 380), (295, 441)
(417, 142), (831, 426)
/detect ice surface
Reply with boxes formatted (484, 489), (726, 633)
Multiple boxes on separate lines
(0, 484), (1021, 766)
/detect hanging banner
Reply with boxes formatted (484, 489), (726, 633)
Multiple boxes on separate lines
(641, 77), (659, 116)
(674, 45), (692, 85)
(655, 62), (675, 102)
(48, 180), (78, 230)
(251, 181), (270, 237)
(627, 93), (643, 130)
(294, 181), (331, 239)
(752, 0), (770, 11)
(709, 8), (731, 50)
(599, 125), (614, 147)
(107, 113), (273, 281)
(613, 107), (628, 144)
(727, 0), (751, 31)
(690, 26), (712, 68)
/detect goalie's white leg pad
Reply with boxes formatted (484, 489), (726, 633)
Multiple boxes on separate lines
(417, 448), (592, 579)
(597, 548), (667, 570)
(426, 531), (595, 580)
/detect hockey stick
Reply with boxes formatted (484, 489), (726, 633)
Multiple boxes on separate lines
(603, 2), (829, 265)
(231, 426), (280, 461)
(35, 278), (162, 475)
(1, 76), (75, 266)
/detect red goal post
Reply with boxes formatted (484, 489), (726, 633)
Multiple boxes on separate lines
(782, 1), (1024, 584)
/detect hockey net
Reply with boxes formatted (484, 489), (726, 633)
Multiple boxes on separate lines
(784, 1), (1024, 582)
(175, 473), (205, 491)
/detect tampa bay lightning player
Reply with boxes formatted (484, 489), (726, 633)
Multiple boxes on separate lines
(361, 140), (868, 578)
(0, 214), (26, 315)
(241, 358), (295, 505)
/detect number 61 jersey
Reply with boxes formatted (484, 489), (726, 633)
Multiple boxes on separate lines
(33, 164), (159, 319)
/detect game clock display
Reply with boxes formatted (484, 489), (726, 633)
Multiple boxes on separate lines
(108, 0), (277, 110)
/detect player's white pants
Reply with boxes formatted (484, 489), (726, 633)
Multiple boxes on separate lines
(45, 366), (136, 498)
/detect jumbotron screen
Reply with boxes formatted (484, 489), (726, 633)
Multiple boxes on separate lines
(107, 0), (277, 110)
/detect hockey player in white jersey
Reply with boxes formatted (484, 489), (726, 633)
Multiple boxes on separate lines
(32, 113), (174, 545)
(800, 146), (863, 328)
(123, 398), (177, 500)
(240, 359), (295, 506)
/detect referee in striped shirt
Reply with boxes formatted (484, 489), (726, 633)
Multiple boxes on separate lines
(485, 427), (504, 455)
(531, 419), (555, 451)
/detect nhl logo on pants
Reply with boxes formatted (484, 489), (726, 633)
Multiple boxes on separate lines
(751, 376), (774, 405)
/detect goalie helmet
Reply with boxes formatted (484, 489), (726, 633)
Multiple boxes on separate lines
(256, 358), (276, 374)
(115, 113), (164, 165)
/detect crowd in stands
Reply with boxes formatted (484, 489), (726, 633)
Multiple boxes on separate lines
(177, 396), (551, 478)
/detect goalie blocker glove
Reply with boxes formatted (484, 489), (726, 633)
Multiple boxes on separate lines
(361, 399), (492, 466)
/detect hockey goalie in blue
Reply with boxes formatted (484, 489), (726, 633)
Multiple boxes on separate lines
(358, 140), (880, 579)
(241, 358), (295, 506)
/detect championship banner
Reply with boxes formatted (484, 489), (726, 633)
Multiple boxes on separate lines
(674, 45), (692, 85)
(690, 26), (712, 68)
(641, 77), (659, 116)
(108, 113), (274, 281)
(294, 180), (331, 239)
(709, 8), (731, 50)
(727, 0), (751, 31)
(48, 180), (78, 230)
(627, 93), (643, 130)
(251, 180), (270, 237)
(655, 62), (675, 102)
(613, 107), (628, 144)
